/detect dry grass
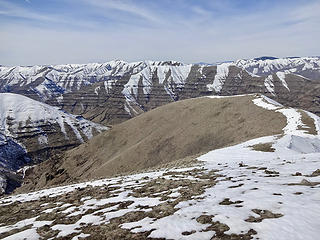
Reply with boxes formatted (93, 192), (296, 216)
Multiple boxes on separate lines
(298, 110), (317, 135)
(19, 95), (286, 191)
(250, 142), (275, 152)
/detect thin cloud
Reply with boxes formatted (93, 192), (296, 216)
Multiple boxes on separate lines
(0, 0), (104, 30)
(0, 0), (59, 22)
(0, 0), (318, 66)
(78, 0), (165, 25)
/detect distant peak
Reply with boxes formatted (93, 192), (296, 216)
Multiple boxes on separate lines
(253, 56), (278, 61)
(146, 60), (184, 66)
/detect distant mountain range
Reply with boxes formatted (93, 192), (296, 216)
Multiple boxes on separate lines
(0, 56), (319, 193)
(1, 57), (319, 126)
(0, 57), (319, 124)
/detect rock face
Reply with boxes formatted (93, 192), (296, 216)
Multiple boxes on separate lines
(0, 93), (107, 194)
(0, 57), (319, 124)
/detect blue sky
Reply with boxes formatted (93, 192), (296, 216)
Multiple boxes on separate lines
(0, 0), (319, 65)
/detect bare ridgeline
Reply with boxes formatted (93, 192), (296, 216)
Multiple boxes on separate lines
(0, 57), (320, 240)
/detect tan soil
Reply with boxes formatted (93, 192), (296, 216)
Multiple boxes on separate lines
(298, 110), (317, 135)
(18, 95), (287, 191)
(250, 142), (275, 152)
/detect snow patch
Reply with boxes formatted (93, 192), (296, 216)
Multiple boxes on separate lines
(264, 75), (275, 95)
(276, 72), (290, 91)
(207, 63), (232, 92)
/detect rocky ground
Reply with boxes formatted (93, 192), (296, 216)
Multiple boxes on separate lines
(0, 135), (319, 240)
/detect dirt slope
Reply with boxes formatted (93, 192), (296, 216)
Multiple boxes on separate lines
(19, 94), (287, 191)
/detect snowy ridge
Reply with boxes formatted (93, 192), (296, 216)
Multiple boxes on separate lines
(205, 56), (320, 94)
(234, 56), (320, 77)
(252, 94), (319, 136)
(0, 60), (188, 100)
(122, 64), (192, 108)
(0, 93), (108, 194)
(1, 57), (319, 99)
(0, 94), (319, 239)
(0, 93), (107, 143)
(252, 95), (283, 110)
(1, 57), (320, 119)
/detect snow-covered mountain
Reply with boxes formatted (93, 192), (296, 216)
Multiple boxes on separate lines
(0, 57), (319, 124)
(235, 56), (320, 78)
(1, 94), (319, 240)
(0, 60), (185, 100)
(0, 93), (107, 194)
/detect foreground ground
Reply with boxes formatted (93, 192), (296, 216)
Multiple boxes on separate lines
(0, 96), (319, 240)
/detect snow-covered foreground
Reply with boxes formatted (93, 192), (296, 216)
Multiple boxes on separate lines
(0, 95), (320, 240)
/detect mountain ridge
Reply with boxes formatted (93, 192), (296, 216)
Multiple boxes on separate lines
(0, 93), (107, 194)
(18, 94), (288, 192)
(0, 56), (319, 126)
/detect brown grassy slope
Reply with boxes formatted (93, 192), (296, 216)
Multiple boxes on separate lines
(19, 95), (287, 191)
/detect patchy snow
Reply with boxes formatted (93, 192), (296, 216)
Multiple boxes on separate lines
(37, 134), (48, 145)
(0, 93), (107, 141)
(0, 57), (319, 105)
(72, 233), (91, 240)
(2, 228), (40, 240)
(0, 60), (189, 102)
(277, 108), (304, 135)
(235, 56), (320, 79)
(104, 79), (117, 93)
(196, 135), (320, 240)
(207, 93), (255, 99)
(276, 72), (290, 91)
(264, 75), (275, 95)
(0, 93), (108, 194)
(0, 94), (319, 240)
(0, 218), (52, 240)
(252, 95), (283, 110)
(305, 111), (320, 134)
(207, 63), (232, 92)
(94, 86), (100, 95)
(121, 63), (191, 112)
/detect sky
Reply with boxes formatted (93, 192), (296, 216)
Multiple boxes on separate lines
(0, 0), (319, 66)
